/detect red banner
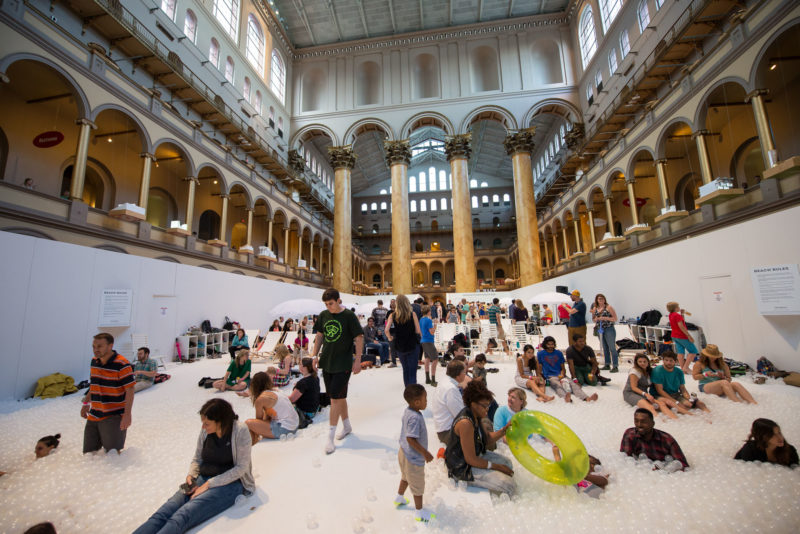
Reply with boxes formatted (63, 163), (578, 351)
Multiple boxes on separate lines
(33, 131), (64, 148)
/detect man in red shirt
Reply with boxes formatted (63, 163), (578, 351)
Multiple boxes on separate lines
(81, 333), (135, 453)
(557, 302), (571, 324)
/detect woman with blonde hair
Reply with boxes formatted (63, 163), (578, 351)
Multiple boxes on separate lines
(213, 350), (251, 393)
(512, 299), (529, 323)
(271, 344), (293, 388)
(692, 345), (756, 403)
(385, 294), (422, 386)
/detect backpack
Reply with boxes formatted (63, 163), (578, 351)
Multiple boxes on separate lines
(294, 406), (313, 429)
(617, 338), (640, 350)
(222, 315), (234, 330)
(201, 319), (212, 333)
(637, 310), (662, 326)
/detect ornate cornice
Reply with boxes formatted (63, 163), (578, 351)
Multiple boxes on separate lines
(445, 134), (472, 161)
(292, 12), (567, 60)
(384, 140), (411, 166)
(327, 145), (357, 170)
(504, 127), (537, 156)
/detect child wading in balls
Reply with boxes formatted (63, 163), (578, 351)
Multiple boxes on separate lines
(395, 384), (436, 523)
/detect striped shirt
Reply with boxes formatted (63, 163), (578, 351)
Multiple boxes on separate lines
(88, 352), (134, 421)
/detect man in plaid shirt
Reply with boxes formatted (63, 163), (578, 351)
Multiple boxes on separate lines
(620, 409), (689, 470)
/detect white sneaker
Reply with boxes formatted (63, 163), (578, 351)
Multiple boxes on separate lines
(414, 509), (436, 522)
(336, 426), (352, 440)
(393, 496), (409, 507)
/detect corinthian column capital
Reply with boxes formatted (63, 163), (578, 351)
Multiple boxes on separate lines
(327, 145), (357, 170)
(384, 140), (411, 166)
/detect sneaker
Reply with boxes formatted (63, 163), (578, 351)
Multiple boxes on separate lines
(425, 376), (431, 385)
(324, 441), (335, 455)
(611, 367), (619, 373)
(393, 496), (409, 507)
(601, 365), (611, 371)
(388, 363), (397, 368)
(414, 509), (436, 523)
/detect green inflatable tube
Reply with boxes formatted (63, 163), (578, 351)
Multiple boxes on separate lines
(505, 410), (589, 485)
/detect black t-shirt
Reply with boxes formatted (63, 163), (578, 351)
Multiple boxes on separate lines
(199, 430), (234, 478)
(392, 313), (418, 352)
(566, 345), (595, 367)
(294, 375), (321, 414)
(734, 440), (799, 466)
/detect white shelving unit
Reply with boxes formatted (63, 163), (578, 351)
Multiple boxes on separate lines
(176, 330), (236, 361)
(176, 334), (198, 361)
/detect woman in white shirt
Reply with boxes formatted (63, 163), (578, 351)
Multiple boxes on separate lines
(245, 372), (299, 444)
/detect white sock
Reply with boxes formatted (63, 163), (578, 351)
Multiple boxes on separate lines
(328, 425), (337, 441)
(336, 419), (352, 439)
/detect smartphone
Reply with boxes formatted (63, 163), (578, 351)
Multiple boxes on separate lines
(179, 481), (195, 494)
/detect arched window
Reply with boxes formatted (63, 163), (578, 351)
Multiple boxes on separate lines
(409, 175), (417, 192)
(620, 30), (630, 57)
(608, 49), (618, 73)
(243, 77), (251, 102)
(270, 50), (286, 104)
(637, 0), (651, 32)
(420, 199), (427, 212)
(492, 194), (500, 206)
(429, 167), (436, 191)
(481, 195), (489, 207)
(481, 181), (488, 188)
(184, 10), (198, 42)
(224, 56), (234, 82)
(380, 202), (387, 213)
(470, 179), (478, 188)
(246, 15), (265, 77)
(418, 172), (427, 192)
(430, 198), (437, 211)
(471, 196), (478, 209)
(370, 202), (378, 214)
(439, 170), (447, 190)
(213, 0), (239, 40)
(493, 238), (502, 248)
(579, 7), (598, 68)
(441, 198), (447, 210)
(379, 188), (387, 195)
(209, 38), (220, 68)
(161, 0), (176, 20)
(253, 90), (262, 113)
(600, 0), (622, 32)
(503, 193), (510, 206)
(361, 203), (368, 214)
(410, 200), (417, 212)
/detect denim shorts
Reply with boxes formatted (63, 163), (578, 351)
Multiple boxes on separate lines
(673, 338), (698, 355)
(270, 420), (296, 438)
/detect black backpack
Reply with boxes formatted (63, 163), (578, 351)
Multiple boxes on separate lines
(201, 319), (212, 333)
(637, 310), (662, 326)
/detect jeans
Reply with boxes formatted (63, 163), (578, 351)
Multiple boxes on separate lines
(397, 349), (418, 386)
(365, 342), (390, 364)
(132, 476), (244, 534)
(467, 451), (516, 495)
(600, 325), (619, 367)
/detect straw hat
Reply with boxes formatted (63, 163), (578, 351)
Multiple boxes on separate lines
(701, 344), (723, 359)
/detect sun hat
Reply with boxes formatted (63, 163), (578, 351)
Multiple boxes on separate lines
(701, 344), (723, 359)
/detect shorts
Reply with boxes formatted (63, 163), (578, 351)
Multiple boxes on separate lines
(514, 375), (530, 389)
(83, 415), (127, 453)
(698, 382), (706, 393)
(323, 371), (352, 399)
(271, 420), (297, 438)
(673, 338), (698, 355)
(398, 448), (425, 495)
(421, 342), (438, 360)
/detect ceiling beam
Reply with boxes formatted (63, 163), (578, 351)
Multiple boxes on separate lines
(291, 0), (317, 46)
(507, 0), (515, 17)
(388, 0), (397, 33)
(325, 0), (344, 42)
(356, 0), (370, 38)
(419, 0), (424, 29)
(478, 0), (483, 22)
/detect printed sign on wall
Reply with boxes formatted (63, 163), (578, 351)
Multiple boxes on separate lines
(750, 264), (800, 315)
(99, 289), (133, 327)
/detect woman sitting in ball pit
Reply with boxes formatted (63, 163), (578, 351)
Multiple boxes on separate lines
(271, 344), (293, 388)
(35, 434), (61, 459)
(514, 345), (554, 402)
(288, 357), (321, 419)
(213, 350), (251, 393)
(445, 381), (515, 496)
(245, 372), (299, 444)
(493, 387), (528, 437)
(734, 418), (798, 467)
(623, 353), (676, 420)
(692, 345), (757, 404)
(133, 398), (254, 534)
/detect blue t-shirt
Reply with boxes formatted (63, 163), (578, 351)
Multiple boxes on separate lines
(419, 316), (435, 343)
(537, 349), (565, 378)
(568, 300), (587, 327)
(493, 405), (519, 431)
(399, 407), (428, 466)
(650, 365), (685, 395)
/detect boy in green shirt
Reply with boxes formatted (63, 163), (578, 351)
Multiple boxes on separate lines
(312, 288), (364, 454)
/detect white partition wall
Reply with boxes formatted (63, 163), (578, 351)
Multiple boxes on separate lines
(0, 232), (326, 400)
(514, 206), (800, 371)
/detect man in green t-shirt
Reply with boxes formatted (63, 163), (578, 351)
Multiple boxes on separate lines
(312, 288), (364, 454)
